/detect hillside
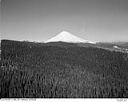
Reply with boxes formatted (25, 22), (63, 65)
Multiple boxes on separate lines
(1, 40), (128, 98)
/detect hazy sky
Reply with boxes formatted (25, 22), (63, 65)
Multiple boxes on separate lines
(1, 0), (128, 42)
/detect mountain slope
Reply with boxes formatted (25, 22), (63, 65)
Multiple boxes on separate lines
(1, 40), (128, 98)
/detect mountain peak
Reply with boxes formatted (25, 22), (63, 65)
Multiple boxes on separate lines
(45, 31), (95, 44)
(58, 31), (73, 36)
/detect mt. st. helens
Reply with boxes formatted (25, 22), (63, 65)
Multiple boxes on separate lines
(45, 31), (96, 44)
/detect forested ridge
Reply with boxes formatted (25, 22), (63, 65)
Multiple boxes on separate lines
(1, 40), (128, 98)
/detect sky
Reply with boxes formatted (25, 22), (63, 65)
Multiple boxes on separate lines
(1, 0), (128, 42)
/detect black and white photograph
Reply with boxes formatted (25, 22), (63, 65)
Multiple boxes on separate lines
(0, 0), (128, 101)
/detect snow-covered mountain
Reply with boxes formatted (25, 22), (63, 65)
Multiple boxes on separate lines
(45, 31), (95, 44)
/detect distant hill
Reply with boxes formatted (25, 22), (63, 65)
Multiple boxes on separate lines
(96, 42), (128, 53)
(96, 42), (128, 48)
(1, 40), (128, 98)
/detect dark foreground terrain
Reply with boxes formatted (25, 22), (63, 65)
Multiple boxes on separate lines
(0, 40), (128, 98)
